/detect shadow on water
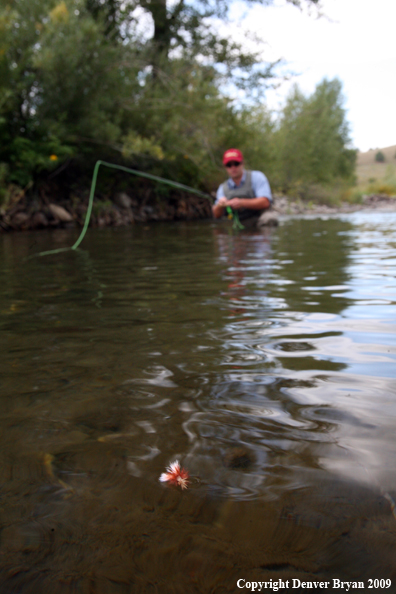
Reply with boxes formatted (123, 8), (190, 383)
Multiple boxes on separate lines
(0, 216), (396, 592)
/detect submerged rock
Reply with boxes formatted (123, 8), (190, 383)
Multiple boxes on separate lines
(222, 447), (254, 469)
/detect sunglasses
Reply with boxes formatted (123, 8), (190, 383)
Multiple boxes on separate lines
(225, 161), (242, 168)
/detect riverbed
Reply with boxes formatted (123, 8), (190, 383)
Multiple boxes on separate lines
(1, 212), (396, 592)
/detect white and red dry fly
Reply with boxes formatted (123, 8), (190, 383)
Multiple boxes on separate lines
(159, 460), (189, 490)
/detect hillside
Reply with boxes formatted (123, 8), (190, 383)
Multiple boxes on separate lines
(356, 145), (396, 185)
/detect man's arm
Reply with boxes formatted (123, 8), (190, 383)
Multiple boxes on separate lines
(212, 184), (228, 219)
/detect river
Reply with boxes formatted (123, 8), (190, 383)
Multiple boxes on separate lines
(1, 212), (396, 592)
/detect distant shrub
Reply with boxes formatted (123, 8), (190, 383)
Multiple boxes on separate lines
(375, 151), (385, 163)
(342, 188), (364, 204)
(296, 183), (342, 206)
(376, 185), (396, 196)
(367, 178), (396, 197)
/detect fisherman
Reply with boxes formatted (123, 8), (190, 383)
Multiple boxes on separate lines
(212, 148), (275, 227)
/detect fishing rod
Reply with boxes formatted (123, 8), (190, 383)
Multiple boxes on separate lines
(31, 159), (243, 258)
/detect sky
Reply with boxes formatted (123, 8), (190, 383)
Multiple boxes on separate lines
(228, 0), (396, 152)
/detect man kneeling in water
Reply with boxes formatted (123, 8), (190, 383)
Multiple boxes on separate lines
(212, 148), (274, 227)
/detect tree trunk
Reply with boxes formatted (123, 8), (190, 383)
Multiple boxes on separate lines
(151, 0), (169, 56)
(144, 0), (171, 74)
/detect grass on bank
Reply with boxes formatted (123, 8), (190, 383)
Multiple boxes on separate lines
(353, 144), (396, 197)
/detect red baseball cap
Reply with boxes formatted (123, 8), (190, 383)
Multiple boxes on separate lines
(223, 148), (243, 165)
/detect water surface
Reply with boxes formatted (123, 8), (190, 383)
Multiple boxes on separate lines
(1, 212), (396, 592)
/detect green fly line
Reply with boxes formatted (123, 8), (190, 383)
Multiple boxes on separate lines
(30, 159), (244, 258)
(226, 206), (244, 230)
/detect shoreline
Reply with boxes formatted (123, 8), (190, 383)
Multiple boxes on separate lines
(1, 192), (396, 233)
(272, 193), (396, 216)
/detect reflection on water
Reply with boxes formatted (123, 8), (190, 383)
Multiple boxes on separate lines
(1, 213), (396, 591)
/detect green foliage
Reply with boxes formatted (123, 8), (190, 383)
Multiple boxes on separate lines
(272, 79), (356, 193)
(122, 132), (164, 161)
(6, 134), (74, 186)
(0, 1), (73, 183)
(35, 5), (137, 145)
(0, 0), (140, 186)
(375, 151), (385, 163)
(122, 58), (246, 188)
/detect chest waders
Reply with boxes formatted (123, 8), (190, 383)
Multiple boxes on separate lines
(222, 171), (263, 229)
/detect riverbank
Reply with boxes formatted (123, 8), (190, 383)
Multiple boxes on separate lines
(0, 189), (213, 232)
(273, 193), (396, 216)
(1, 190), (396, 232)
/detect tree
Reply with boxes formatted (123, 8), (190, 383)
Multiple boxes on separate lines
(0, 0), (66, 185)
(0, 0), (140, 185)
(36, 7), (138, 145)
(85, 0), (320, 90)
(375, 151), (385, 163)
(273, 78), (356, 191)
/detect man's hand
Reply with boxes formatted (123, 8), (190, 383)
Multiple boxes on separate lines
(226, 198), (243, 210)
(216, 197), (228, 207)
(212, 196), (271, 219)
(212, 197), (228, 218)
